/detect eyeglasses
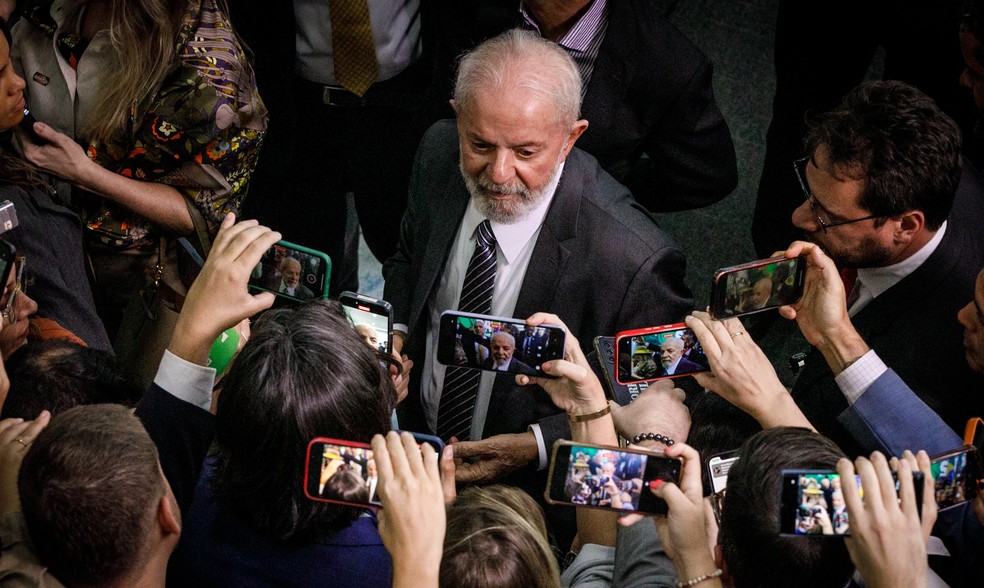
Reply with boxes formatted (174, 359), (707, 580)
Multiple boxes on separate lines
(2, 256), (27, 324)
(793, 157), (883, 232)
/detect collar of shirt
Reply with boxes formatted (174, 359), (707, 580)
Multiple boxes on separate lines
(856, 221), (947, 300)
(459, 162), (564, 266)
(518, 0), (608, 55)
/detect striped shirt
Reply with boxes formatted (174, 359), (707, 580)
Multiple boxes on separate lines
(519, 0), (609, 97)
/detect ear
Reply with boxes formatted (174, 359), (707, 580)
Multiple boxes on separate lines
(560, 119), (589, 160)
(893, 210), (925, 245)
(157, 493), (181, 537)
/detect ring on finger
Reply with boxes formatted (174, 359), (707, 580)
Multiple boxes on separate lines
(15, 437), (29, 448)
(730, 330), (746, 339)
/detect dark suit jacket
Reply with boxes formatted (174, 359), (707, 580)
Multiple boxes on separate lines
(482, 356), (539, 377)
(665, 356), (703, 376)
(791, 161), (984, 457)
(434, 0), (738, 212)
(382, 119), (694, 446)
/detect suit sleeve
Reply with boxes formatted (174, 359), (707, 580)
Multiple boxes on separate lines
(625, 59), (738, 212)
(836, 369), (962, 457)
(617, 245), (694, 329)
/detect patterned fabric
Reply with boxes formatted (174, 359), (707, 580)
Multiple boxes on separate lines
(22, 0), (267, 249)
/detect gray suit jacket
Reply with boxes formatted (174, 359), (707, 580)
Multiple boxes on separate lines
(383, 119), (693, 445)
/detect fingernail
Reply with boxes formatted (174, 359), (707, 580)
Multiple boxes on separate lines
(649, 479), (664, 490)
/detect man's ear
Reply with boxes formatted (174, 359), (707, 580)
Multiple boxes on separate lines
(560, 119), (590, 160)
(158, 493), (181, 536)
(893, 210), (926, 245)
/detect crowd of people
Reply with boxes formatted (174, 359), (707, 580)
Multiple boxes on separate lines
(1, 1), (984, 588)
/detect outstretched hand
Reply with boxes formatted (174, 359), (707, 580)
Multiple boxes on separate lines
(169, 214), (281, 365)
(686, 311), (812, 430)
(372, 431), (444, 588)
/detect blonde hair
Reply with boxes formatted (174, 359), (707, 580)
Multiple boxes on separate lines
(441, 486), (561, 588)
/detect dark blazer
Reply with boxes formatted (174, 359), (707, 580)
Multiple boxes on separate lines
(433, 0), (738, 212)
(665, 356), (703, 376)
(791, 161), (984, 457)
(382, 119), (694, 445)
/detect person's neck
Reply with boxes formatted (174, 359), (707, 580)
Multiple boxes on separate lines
(103, 557), (168, 588)
(524, 0), (593, 41)
(880, 227), (936, 266)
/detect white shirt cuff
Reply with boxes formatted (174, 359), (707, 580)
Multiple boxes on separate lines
(393, 323), (409, 335)
(153, 349), (217, 412)
(529, 423), (548, 470)
(834, 350), (887, 406)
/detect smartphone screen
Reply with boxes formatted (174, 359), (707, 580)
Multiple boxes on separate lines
(305, 439), (380, 508)
(546, 441), (681, 515)
(707, 452), (739, 495)
(779, 470), (924, 536)
(930, 447), (978, 510)
(340, 292), (393, 354)
(710, 256), (805, 319)
(615, 324), (709, 385)
(436, 311), (565, 377)
(248, 241), (330, 304)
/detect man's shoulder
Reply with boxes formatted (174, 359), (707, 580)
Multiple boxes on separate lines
(606, 0), (709, 71)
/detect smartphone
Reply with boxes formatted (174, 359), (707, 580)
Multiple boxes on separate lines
(592, 336), (650, 406)
(930, 446), (979, 511)
(304, 434), (444, 509)
(248, 240), (331, 304)
(0, 239), (16, 293)
(0, 201), (18, 234)
(339, 291), (393, 354)
(710, 256), (806, 319)
(778, 470), (924, 536)
(615, 323), (709, 385)
(545, 440), (682, 515)
(19, 109), (46, 145)
(706, 451), (739, 524)
(436, 311), (565, 378)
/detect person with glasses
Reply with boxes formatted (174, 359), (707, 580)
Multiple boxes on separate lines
(783, 80), (984, 457)
(0, 254), (37, 358)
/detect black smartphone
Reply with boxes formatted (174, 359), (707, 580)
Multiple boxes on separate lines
(19, 109), (46, 145)
(930, 446), (979, 511)
(614, 323), (709, 385)
(339, 291), (393, 354)
(592, 336), (650, 406)
(436, 311), (565, 378)
(778, 470), (924, 536)
(248, 240), (331, 305)
(545, 440), (682, 515)
(710, 256), (806, 319)
(706, 450), (739, 524)
(0, 238), (16, 293)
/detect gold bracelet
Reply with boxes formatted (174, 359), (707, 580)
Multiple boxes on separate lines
(569, 403), (611, 423)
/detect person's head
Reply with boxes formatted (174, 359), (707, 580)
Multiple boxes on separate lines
(749, 277), (773, 309)
(452, 29), (588, 224)
(719, 427), (852, 588)
(0, 339), (142, 418)
(831, 489), (845, 511)
(600, 461), (615, 477)
(659, 338), (684, 368)
(354, 323), (379, 349)
(279, 257), (301, 288)
(490, 331), (516, 365)
(0, 256), (38, 359)
(441, 485), (561, 588)
(792, 81), (961, 268)
(366, 458), (377, 478)
(958, 267), (984, 373)
(820, 477), (831, 489)
(213, 300), (396, 540)
(0, 19), (25, 131)
(323, 468), (370, 504)
(472, 319), (486, 335)
(19, 404), (180, 587)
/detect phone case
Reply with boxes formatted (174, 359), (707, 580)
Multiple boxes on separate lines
(249, 240), (332, 302)
(304, 437), (380, 509)
(592, 336), (649, 406)
(709, 256), (805, 319)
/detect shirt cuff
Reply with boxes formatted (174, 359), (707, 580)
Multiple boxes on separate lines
(153, 349), (217, 412)
(393, 323), (409, 335)
(834, 350), (887, 406)
(529, 423), (548, 470)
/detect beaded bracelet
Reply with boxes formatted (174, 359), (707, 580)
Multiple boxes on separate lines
(676, 568), (722, 587)
(630, 432), (675, 446)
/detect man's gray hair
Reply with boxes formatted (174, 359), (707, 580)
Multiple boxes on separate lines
(454, 29), (582, 126)
(491, 331), (516, 346)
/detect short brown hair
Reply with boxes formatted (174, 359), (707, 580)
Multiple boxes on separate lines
(18, 404), (165, 586)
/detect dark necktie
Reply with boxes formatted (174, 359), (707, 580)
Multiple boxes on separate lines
(437, 220), (497, 442)
(329, 0), (379, 96)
